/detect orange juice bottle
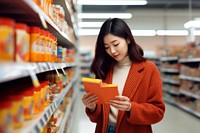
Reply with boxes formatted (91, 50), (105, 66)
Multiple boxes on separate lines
(25, 26), (30, 62)
(33, 86), (41, 114)
(43, 81), (51, 107)
(46, 31), (51, 62)
(40, 83), (45, 111)
(15, 23), (28, 62)
(53, 36), (57, 62)
(0, 18), (15, 62)
(8, 94), (24, 129)
(0, 100), (12, 133)
(22, 88), (34, 120)
(44, 31), (48, 62)
(30, 26), (40, 62)
(39, 29), (45, 62)
(49, 33), (54, 62)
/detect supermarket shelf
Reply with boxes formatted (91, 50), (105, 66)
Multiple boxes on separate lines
(58, 98), (72, 133)
(80, 64), (91, 68)
(160, 56), (178, 62)
(53, 75), (78, 108)
(0, 0), (75, 48)
(179, 75), (200, 82)
(163, 87), (180, 95)
(14, 103), (55, 133)
(0, 62), (77, 83)
(179, 58), (200, 63)
(54, 0), (78, 38)
(59, 78), (79, 133)
(164, 98), (200, 119)
(23, 0), (75, 48)
(81, 58), (92, 62)
(160, 68), (179, 73)
(162, 79), (180, 85)
(12, 75), (78, 133)
(66, 91), (80, 133)
(179, 90), (200, 99)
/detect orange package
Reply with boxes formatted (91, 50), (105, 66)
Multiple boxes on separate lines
(82, 77), (119, 104)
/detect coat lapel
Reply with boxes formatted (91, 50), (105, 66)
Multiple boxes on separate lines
(104, 61), (146, 131)
(116, 61), (145, 129)
(122, 61), (145, 98)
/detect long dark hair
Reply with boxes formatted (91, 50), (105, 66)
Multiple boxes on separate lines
(91, 18), (146, 80)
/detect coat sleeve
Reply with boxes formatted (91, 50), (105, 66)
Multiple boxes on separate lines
(127, 64), (165, 125)
(85, 104), (102, 123)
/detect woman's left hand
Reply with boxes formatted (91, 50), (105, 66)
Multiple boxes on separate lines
(109, 95), (131, 111)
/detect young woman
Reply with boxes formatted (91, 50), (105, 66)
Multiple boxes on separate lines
(82, 18), (165, 133)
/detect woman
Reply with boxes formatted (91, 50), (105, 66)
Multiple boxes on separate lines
(82, 18), (165, 133)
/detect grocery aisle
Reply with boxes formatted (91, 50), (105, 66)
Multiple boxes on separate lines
(77, 91), (200, 133)
(152, 103), (200, 133)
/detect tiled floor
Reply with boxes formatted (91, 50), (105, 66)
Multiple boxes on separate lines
(77, 91), (200, 133)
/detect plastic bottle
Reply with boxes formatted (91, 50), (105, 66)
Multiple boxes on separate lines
(8, 93), (24, 128)
(0, 100), (12, 133)
(0, 18), (15, 61)
(22, 88), (34, 120)
(15, 23), (29, 62)
(33, 86), (41, 114)
(30, 26), (40, 62)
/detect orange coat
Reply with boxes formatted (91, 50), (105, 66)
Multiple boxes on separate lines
(86, 60), (165, 133)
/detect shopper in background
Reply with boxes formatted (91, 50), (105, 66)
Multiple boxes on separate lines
(82, 18), (165, 133)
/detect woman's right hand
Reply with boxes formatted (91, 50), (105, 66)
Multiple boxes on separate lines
(82, 92), (98, 112)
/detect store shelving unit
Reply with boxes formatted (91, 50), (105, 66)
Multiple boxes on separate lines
(178, 57), (200, 118)
(146, 57), (160, 69)
(0, 62), (76, 83)
(12, 75), (78, 133)
(160, 53), (200, 118)
(160, 56), (180, 95)
(79, 50), (92, 91)
(0, 0), (76, 48)
(0, 0), (80, 132)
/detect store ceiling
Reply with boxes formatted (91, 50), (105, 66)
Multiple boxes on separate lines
(78, 0), (200, 35)
(81, 0), (200, 12)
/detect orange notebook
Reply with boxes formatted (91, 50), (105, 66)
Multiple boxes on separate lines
(82, 77), (119, 104)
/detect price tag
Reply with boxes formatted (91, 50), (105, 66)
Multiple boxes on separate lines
(38, 13), (48, 29)
(52, 63), (60, 76)
(59, 63), (66, 75)
(26, 64), (40, 87)
(47, 62), (53, 70)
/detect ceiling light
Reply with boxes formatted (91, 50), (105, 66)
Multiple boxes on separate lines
(77, 0), (147, 5)
(184, 20), (200, 28)
(78, 22), (103, 28)
(131, 30), (156, 36)
(157, 30), (188, 36)
(78, 13), (132, 19)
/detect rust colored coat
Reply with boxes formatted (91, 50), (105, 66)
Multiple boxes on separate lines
(86, 60), (165, 133)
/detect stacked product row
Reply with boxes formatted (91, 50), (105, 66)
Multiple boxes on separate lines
(34, 0), (75, 42)
(159, 44), (200, 118)
(0, 0), (78, 133)
(0, 17), (75, 63)
(0, 68), (75, 133)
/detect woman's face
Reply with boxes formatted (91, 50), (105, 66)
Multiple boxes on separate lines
(104, 33), (129, 62)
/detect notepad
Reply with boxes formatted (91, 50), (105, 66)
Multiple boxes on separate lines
(82, 77), (119, 104)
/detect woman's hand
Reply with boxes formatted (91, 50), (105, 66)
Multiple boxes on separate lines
(82, 92), (98, 112)
(109, 95), (131, 111)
